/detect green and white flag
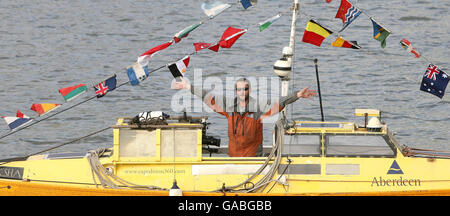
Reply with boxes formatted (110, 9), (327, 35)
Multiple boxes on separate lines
(173, 22), (203, 43)
(258, 13), (281, 32)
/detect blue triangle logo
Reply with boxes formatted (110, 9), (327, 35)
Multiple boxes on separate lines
(387, 160), (404, 174)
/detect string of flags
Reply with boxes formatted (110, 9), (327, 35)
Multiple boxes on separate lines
(127, 0), (252, 86)
(294, 0), (447, 98)
(1, 0), (447, 138)
(127, 26), (248, 86)
(297, 1), (389, 49)
(253, 0), (389, 50)
(396, 38), (448, 98)
(0, 0), (252, 135)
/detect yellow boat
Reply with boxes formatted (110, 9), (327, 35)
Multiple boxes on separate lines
(1, 0), (449, 197)
(1, 108), (449, 196)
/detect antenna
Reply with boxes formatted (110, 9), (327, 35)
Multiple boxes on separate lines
(314, 59), (325, 121)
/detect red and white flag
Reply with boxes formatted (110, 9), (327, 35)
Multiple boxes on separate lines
(193, 42), (212, 52)
(400, 38), (420, 58)
(192, 27), (246, 53)
(137, 41), (173, 67)
(218, 27), (247, 48)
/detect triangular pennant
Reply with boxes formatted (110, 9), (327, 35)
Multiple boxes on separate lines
(2, 111), (33, 131)
(331, 36), (360, 49)
(30, 103), (61, 116)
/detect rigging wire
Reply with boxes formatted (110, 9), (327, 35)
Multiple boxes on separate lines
(0, 126), (111, 165)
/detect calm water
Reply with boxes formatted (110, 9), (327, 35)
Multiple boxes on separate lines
(0, 0), (449, 158)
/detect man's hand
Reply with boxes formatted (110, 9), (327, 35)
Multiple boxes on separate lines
(296, 86), (317, 99)
(171, 77), (191, 90)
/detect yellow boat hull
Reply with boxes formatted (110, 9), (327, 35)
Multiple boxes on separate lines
(1, 115), (449, 196)
(1, 153), (450, 196)
(1, 179), (450, 196)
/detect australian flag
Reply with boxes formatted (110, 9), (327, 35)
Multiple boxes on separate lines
(420, 64), (449, 98)
(94, 74), (117, 98)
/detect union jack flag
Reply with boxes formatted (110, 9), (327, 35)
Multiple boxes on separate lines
(424, 64), (440, 80)
(94, 75), (117, 98)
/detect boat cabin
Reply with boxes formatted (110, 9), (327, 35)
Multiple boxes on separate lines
(110, 109), (401, 162)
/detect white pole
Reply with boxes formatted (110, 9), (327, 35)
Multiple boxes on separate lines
(281, 0), (299, 98)
(289, 0), (299, 56)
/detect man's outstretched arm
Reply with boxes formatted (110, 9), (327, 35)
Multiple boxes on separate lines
(173, 78), (228, 115)
(259, 86), (317, 120)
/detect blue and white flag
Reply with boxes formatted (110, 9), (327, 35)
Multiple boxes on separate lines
(420, 64), (449, 98)
(201, 0), (231, 18)
(2, 110), (33, 131)
(126, 62), (149, 86)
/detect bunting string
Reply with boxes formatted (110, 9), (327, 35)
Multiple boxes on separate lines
(0, 1), (253, 140)
(261, 0), (447, 98)
(1, 0), (448, 145)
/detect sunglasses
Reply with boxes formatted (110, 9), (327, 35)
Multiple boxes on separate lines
(236, 87), (249, 91)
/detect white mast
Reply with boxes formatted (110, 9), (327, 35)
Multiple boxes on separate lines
(273, 0), (300, 109)
(284, 0), (299, 97)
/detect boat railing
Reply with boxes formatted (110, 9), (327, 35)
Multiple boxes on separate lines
(402, 147), (450, 159)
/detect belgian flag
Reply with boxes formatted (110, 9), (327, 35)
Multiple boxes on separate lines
(301, 20), (333, 47)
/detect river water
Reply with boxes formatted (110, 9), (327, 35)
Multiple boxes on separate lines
(0, 0), (449, 158)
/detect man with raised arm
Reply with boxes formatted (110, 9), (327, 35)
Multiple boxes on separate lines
(174, 77), (316, 157)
